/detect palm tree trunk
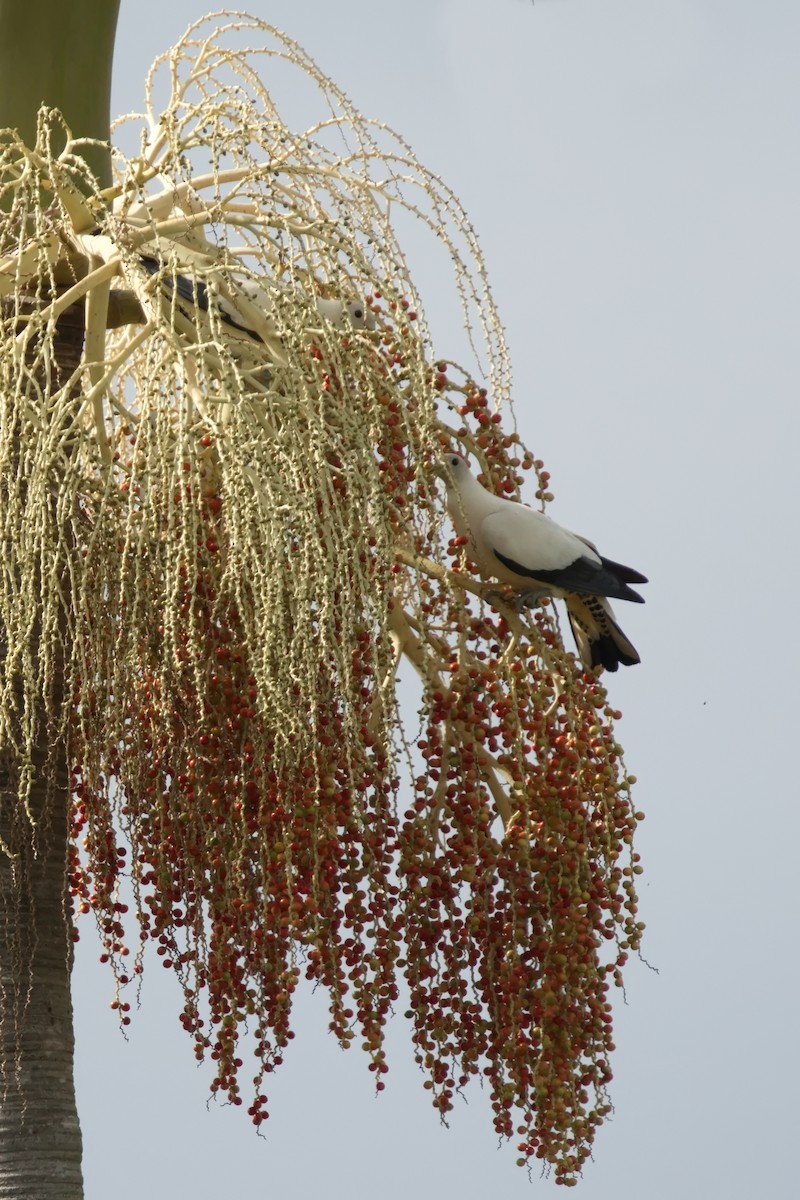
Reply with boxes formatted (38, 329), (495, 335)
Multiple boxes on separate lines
(0, 4), (120, 1192)
(0, 770), (83, 1199)
(0, 302), (87, 1196)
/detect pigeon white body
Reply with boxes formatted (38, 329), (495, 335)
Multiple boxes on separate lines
(439, 453), (647, 671)
(234, 281), (375, 332)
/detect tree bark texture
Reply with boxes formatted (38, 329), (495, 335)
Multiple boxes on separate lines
(0, 788), (83, 1199)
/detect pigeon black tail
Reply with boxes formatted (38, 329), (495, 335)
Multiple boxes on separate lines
(567, 599), (641, 672)
(599, 555), (649, 586)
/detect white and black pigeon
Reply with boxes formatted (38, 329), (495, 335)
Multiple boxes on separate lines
(140, 257), (374, 353)
(139, 255), (285, 365)
(438, 452), (647, 672)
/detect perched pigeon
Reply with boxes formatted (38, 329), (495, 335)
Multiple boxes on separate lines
(140, 257), (373, 350)
(139, 255), (286, 369)
(438, 452), (647, 671)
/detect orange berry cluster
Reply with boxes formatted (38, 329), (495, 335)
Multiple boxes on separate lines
(66, 313), (642, 1185)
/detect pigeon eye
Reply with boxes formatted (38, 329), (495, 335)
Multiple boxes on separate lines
(353, 308), (363, 319)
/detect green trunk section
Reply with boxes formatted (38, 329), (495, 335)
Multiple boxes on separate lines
(0, 0), (120, 185)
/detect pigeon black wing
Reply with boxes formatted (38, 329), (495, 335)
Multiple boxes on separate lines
(493, 549), (645, 603)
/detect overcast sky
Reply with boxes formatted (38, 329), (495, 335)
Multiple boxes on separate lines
(73, 3), (800, 1198)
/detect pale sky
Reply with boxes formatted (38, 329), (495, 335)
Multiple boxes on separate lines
(74, 3), (800, 1198)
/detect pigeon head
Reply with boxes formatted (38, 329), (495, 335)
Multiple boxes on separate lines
(435, 452), (471, 485)
(344, 299), (376, 330)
